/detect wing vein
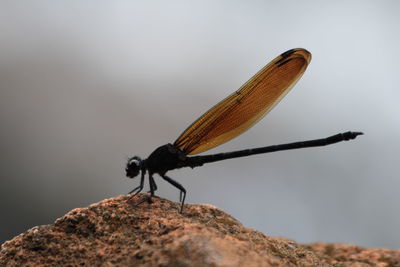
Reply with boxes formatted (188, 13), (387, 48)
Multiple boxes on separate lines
(174, 48), (312, 155)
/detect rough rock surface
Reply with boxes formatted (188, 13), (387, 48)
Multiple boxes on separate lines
(1, 194), (399, 266)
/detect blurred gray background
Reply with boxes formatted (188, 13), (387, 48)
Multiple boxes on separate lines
(1, 1), (399, 248)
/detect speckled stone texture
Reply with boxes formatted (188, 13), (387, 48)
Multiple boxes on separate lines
(1, 194), (399, 266)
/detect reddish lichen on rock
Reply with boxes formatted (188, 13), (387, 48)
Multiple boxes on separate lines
(1, 194), (399, 266)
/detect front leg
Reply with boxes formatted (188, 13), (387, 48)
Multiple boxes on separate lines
(127, 169), (145, 200)
(160, 174), (187, 213)
(127, 171), (152, 206)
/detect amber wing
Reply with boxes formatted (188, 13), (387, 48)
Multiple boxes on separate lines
(174, 48), (312, 155)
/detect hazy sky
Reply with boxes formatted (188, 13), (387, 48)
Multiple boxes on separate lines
(1, 1), (400, 249)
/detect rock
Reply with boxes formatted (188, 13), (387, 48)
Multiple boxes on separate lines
(1, 194), (399, 266)
(305, 243), (400, 266)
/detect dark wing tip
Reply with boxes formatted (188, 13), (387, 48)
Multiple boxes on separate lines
(276, 48), (312, 67)
(280, 48), (297, 58)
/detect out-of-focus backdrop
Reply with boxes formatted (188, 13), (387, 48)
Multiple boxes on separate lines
(1, 1), (399, 248)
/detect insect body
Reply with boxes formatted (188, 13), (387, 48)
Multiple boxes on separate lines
(125, 48), (362, 212)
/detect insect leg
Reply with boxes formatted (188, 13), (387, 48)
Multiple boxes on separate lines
(128, 169), (145, 197)
(149, 174), (158, 196)
(160, 174), (186, 212)
(130, 172), (154, 207)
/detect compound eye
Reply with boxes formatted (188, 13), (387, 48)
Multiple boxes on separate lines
(129, 158), (140, 167)
(126, 157), (142, 178)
